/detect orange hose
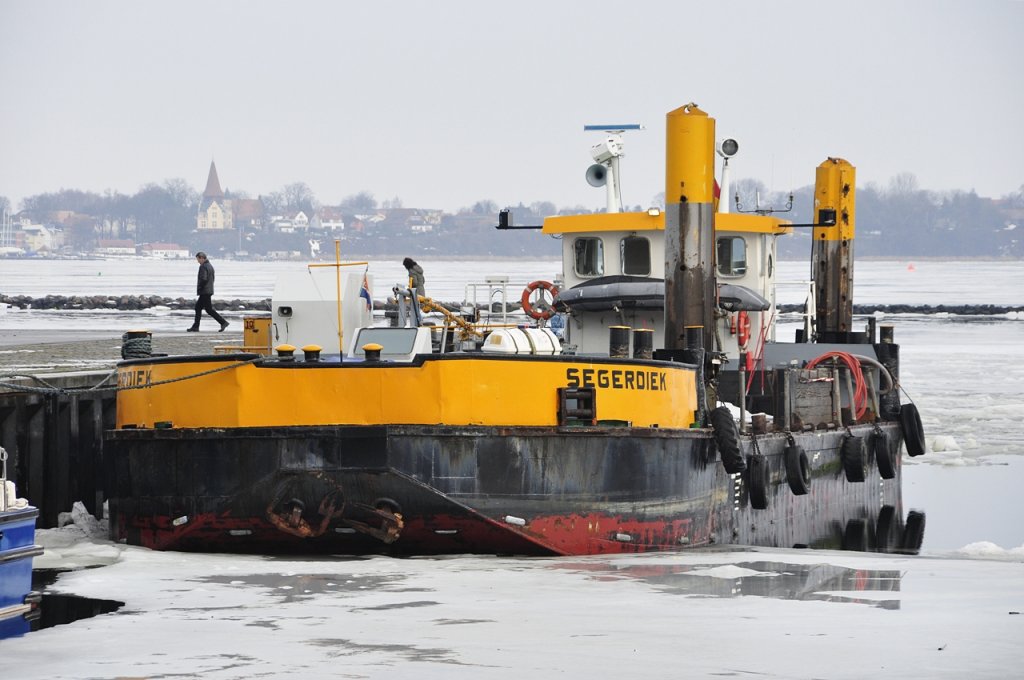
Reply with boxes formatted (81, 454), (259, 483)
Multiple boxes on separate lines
(807, 351), (868, 420)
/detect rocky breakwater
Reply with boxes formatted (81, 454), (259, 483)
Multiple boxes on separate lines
(778, 303), (1023, 316)
(0, 294), (511, 315)
(0, 293), (271, 312)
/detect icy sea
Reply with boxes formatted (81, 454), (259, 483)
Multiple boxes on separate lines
(1, 257), (1022, 678)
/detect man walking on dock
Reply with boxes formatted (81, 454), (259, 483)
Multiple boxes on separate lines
(187, 252), (229, 332)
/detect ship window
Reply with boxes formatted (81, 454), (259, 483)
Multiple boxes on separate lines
(352, 327), (419, 356)
(717, 236), (747, 277)
(573, 237), (604, 277)
(620, 236), (650, 276)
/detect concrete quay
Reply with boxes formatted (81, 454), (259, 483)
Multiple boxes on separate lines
(0, 329), (244, 375)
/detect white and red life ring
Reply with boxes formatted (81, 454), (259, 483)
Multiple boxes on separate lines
(736, 311), (751, 347)
(521, 280), (559, 320)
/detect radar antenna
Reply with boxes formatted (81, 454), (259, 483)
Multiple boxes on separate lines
(583, 124), (643, 213)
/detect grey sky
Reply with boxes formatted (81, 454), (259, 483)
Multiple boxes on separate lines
(2, 1), (1021, 213)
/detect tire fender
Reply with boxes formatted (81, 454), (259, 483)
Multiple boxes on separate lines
(747, 453), (770, 510)
(841, 434), (867, 483)
(784, 444), (810, 495)
(709, 406), (745, 474)
(873, 430), (896, 480)
(899, 403), (926, 457)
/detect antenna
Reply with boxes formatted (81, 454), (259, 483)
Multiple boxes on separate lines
(583, 124), (644, 133)
(583, 124), (644, 213)
(734, 190), (794, 216)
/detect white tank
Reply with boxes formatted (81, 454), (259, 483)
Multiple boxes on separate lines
(481, 328), (561, 355)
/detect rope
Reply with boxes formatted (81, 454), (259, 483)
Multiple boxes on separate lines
(121, 334), (152, 360)
(0, 355), (268, 397)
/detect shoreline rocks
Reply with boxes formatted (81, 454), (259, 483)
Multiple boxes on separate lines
(0, 294), (272, 312)
(1, 294), (1021, 316)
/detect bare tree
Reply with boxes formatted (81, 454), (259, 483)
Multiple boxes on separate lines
(262, 191), (284, 215)
(281, 182), (317, 213)
(340, 191), (377, 212)
(887, 173), (919, 197)
(462, 199), (498, 215)
(162, 178), (199, 210)
(529, 201), (557, 217)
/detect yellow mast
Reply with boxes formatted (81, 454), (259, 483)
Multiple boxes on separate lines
(812, 158), (857, 339)
(663, 103), (716, 353)
(307, 239), (368, 356)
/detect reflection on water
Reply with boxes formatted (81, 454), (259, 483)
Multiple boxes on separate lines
(1, 570), (124, 639)
(904, 455), (1024, 551)
(196, 570), (430, 605)
(834, 508), (926, 555)
(558, 558), (903, 610)
(194, 551), (905, 618)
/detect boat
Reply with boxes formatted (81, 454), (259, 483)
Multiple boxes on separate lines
(0, 447), (42, 638)
(105, 103), (927, 556)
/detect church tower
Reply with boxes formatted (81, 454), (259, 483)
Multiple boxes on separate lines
(197, 160), (233, 231)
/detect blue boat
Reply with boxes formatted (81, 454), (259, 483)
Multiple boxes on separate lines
(0, 448), (42, 638)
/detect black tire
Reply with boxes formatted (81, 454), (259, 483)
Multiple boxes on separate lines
(900, 403), (926, 457)
(901, 510), (927, 553)
(784, 445), (810, 495)
(747, 453), (770, 510)
(842, 519), (868, 552)
(710, 406), (745, 474)
(841, 435), (867, 482)
(873, 430), (896, 480)
(876, 505), (898, 552)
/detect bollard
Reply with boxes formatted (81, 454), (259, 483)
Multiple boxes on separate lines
(362, 342), (383, 362)
(302, 344), (322, 362)
(275, 344), (297, 361)
(632, 329), (654, 360)
(609, 326), (630, 358)
(121, 330), (152, 360)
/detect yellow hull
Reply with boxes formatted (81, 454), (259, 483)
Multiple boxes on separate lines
(116, 354), (699, 430)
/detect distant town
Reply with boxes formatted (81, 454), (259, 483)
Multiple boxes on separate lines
(1, 162), (1021, 260)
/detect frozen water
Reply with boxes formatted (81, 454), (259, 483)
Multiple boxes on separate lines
(2, 258), (1023, 675)
(6, 528), (1022, 679)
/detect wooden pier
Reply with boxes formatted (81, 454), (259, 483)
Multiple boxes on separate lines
(0, 372), (115, 528)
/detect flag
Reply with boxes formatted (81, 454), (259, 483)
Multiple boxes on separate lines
(359, 273), (372, 311)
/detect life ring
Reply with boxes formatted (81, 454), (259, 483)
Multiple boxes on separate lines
(521, 280), (559, 320)
(709, 406), (745, 474)
(747, 453), (770, 510)
(736, 311), (751, 347)
(784, 444), (810, 495)
(840, 434), (867, 483)
(899, 403), (926, 457)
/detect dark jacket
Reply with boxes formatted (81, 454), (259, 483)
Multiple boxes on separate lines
(197, 260), (215, 295)
(407, 263), (425, 295)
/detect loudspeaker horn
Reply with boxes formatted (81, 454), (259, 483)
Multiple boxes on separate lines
(586, 163), (607, 187)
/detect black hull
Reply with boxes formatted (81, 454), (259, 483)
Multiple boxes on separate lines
(106, 423), (907, 556)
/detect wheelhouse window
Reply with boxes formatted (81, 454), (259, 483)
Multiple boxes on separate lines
(717, 236), (747, 277)
(620, 236), (650, 276)
(573, 237), (604, 277)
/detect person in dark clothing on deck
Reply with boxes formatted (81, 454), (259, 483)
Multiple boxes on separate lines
(187, 251), (229, 332)
(403, 257), (426, 299)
